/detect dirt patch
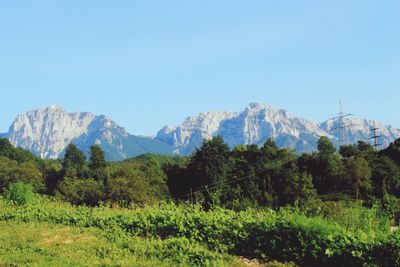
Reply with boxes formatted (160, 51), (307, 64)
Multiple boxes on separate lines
(40, 227), (96, 247)
(236, 257), (297, 267)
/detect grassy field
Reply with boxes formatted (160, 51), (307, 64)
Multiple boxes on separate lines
(0, 196), (398, 266)
(0, 221), (244, 267)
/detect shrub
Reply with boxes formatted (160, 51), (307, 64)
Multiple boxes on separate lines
(4, 183), (35, 205)
(0, 198), (398, 266)
(57, 177), (103, 206)
(381, 194), (400, 225)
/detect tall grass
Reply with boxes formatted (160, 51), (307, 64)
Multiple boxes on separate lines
(0, 196), (398, 266)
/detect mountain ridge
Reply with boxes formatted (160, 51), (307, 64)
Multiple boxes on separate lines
(2, 103), (400, 160)
(2, 105), (173, 160)
(158, 102), (400, 154)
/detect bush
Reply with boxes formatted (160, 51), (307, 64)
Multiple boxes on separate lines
(381, 194), (400, 225)
(300, 199), (391, 234)
(57, 177), (103, 206)
(4, 183), (35, 205)
(0, 198), (398, 266)
(0, 157), (44, 193)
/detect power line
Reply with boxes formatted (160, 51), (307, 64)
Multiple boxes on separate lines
(172, 158), (294, 200)
(328, 100), (354, 147)
(370, 122), (382, 151)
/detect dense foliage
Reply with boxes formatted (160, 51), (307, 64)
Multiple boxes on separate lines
(4, 182), (36, 205)
(167, 136), (400, 213)
(1, 136), (400, 210)
(0, 140), (171, 206)
(0, 197), (398, 266)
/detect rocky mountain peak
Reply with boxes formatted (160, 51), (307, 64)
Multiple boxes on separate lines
(2, 103), (400, 160)
(157, 103), (400, 155)
(47, 104), (64, 111)
(246, 102), (272, 111)
(7, 106), (97, 159)
(4, 105), (173, 160)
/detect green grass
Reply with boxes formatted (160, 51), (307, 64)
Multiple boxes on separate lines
(0, 196), (398, 266)
(0, 221), (238, 267)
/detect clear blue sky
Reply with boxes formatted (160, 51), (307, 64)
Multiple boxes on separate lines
(0, 0), (399, 135)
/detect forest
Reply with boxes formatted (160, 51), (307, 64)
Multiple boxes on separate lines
(0, 136), (399, 266)
(1, 136), (400, 212)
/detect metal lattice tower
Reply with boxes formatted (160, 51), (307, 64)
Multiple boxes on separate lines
(370, 122), (382, 151)
(328, 100), (354, 147)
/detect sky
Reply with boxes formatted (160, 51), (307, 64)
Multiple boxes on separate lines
(0, 0), (399, 136)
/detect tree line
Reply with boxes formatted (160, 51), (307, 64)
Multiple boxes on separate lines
(167, 136), (400, 210)
(0, 139), (169, 205)
(0, 136), (399, 211)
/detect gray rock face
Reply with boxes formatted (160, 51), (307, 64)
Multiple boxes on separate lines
(320, 117), (400, 149)
(7, 105), (100, 158)
(5, 105), (172, 160)
(2, 103), (400, 159)
(157, 103), (400, 154)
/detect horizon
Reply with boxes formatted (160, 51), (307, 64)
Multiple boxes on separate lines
(1, 1), (399, 135)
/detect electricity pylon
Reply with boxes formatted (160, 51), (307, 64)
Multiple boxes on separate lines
(328, 100), (354, 147)
(370, 122), (382, 151)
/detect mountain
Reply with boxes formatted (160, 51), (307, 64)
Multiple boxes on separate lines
(156, 103), (330, 154)
(2, 103), (400, 160)
(320, 117), (400, 149)
(3, 105), (172, 160)
(157, 103), (400, 154)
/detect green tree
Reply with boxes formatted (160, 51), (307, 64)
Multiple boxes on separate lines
(318, 136), (336, 155)
(0, 138), (38, 163)
(187, 136), (230, 207)
(0, 157), (44, 193)
(357, 141), (376, 155)
(339, 144), (359, 158)
(141, 159), (170, 200)
(89, 145), (107, 171)
(225, 145), (262, 209)
(58, 177), (103, 206)
(313, 137), (343, 195)
(344, 156), (372, 200)
(297, 152), (317, 174)
(188, 136), (230, 186)
(356, 141), (377, 167)
(42, 160), (63, 195)
(258, 140), (297, 207)
(105, 161), (168, 205)
(106, 176), (150, 205)
(371, 156), (400, 198)
(382, 138), (400, 166)
(284, 172), (316, 207)
(165, 163), (192, 201)
(62, 144), (87, 178)
(89, 145), (107, 181)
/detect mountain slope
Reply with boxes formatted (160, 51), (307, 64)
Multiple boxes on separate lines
(157, 103), (332, 154)
(6, 105), (173, 160)
(4, 103), (400, 159)
(320, 117), (400, 149)
(157, 103), (400, 155)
